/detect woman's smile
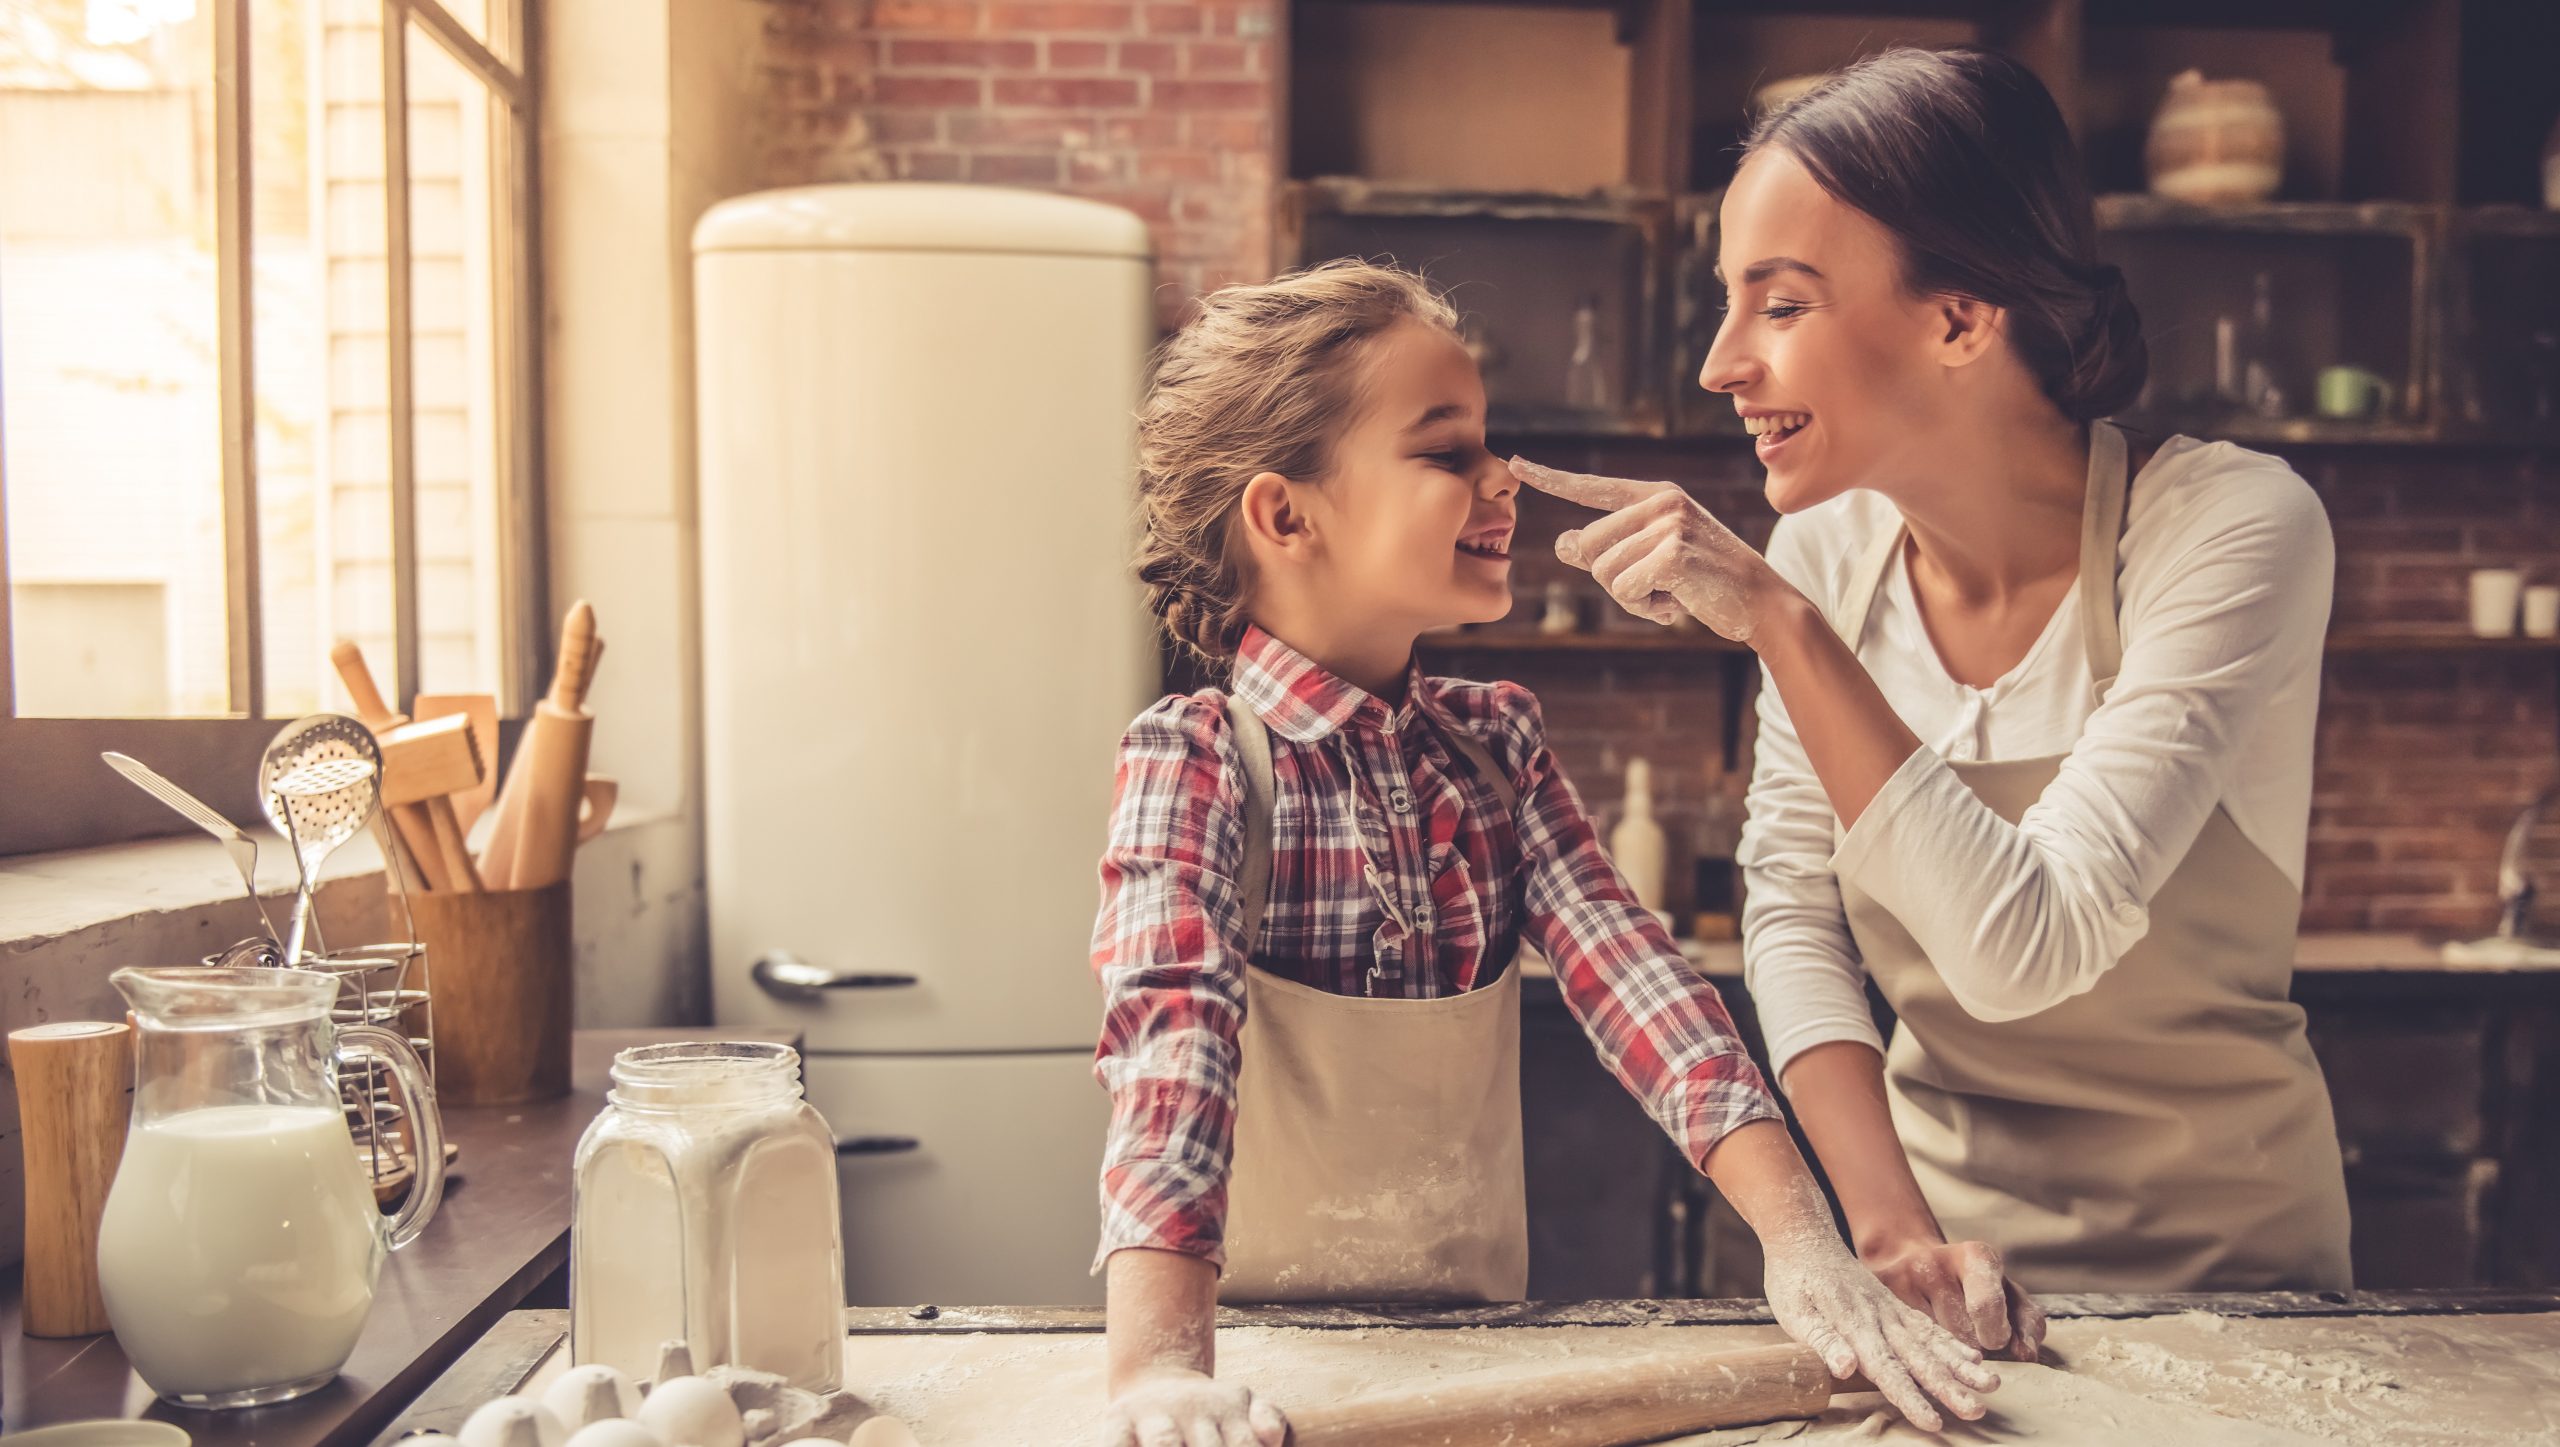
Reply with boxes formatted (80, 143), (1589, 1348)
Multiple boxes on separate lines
(1742, 406), (1813, 462)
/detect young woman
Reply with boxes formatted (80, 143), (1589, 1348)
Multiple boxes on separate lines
(1092, 261), (1998, 1447)
(1532, 45), (2353, 1362)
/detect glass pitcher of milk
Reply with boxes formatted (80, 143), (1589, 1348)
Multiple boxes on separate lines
(97, 965), (445, 1408)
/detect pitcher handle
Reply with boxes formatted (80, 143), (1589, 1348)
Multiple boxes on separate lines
(337, 1023), (446, 1249)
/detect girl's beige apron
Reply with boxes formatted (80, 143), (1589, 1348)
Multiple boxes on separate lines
(1833, 420), (2352, 1293)
(1213, 698), (1531, 1303)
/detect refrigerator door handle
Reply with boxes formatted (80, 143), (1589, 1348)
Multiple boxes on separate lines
(836, 1134), (923, 1156)
(751, 951), (921, 1003)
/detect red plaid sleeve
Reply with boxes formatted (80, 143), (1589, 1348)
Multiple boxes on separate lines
(1089, 694), (1250, 1272)
(1494, 685), (1786, 1171)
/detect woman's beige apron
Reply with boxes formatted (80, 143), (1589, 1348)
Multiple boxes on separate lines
(1213, 696), (1531, 1303)
(1833, 421), (2353, 1293)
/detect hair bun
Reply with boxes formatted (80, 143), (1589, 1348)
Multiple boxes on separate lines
(2060, 263), (2147, 422)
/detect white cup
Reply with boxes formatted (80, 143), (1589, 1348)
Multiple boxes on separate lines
(2526, 585), (2560, 639)
(2470, 569), (2523, 637)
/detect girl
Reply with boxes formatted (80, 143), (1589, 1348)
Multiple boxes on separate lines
(1090, 260), (1997, 1447)
(1535, 46), (2352, 1358)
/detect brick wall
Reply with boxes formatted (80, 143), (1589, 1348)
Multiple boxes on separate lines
(747, 15), (2560, 939)
(755, 0), (1279, 323)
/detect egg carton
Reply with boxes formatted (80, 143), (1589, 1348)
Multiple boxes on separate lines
(416, 1342), (914, 1447)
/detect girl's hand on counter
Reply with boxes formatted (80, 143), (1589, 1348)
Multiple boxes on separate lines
(1509, 457), (1787, 643)
(1864, 1235), (2050, 1364)
(1762, 1230), (2003, 1433)
(1099, 1368), (1288, 1447)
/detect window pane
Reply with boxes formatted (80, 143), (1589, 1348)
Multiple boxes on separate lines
(406, 18), (507, 697)
(419, 0), (511, 74)
(2, 1), (229, 717)
(272, 0), (397, 714)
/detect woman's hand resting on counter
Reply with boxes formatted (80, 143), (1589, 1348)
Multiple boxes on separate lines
(1510, 457), (1791, 644)
(1863, 1235), (2050, 1364)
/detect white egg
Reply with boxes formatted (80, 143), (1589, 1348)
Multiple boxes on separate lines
(563, 1422), (666, 1447)
(633, 1376), (746, 1447)
(774, 1439), (848, 1447)
(460, 1398), (569, 1447)
(544, 1365), (644, 1429)
(846, 1420), (921, 1447)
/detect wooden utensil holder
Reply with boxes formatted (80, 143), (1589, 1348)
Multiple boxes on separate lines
(413, 882), (573, 1105)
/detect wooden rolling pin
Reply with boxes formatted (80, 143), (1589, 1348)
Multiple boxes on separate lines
(1285, 1341), (1844, 1447)
(8, 1021), (132, 1337)
(480, 600), (602, 889)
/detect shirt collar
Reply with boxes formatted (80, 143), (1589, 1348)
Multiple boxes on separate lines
(1231, 624), (1430, 744)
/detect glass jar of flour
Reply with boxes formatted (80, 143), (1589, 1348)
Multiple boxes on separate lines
(571, 1042), (845, 1390)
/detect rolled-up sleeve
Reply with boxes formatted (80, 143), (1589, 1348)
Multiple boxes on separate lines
(1089, 697), (1251, 1272)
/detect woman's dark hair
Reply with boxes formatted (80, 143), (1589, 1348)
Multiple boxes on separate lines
(1745, 46), (2146, 422)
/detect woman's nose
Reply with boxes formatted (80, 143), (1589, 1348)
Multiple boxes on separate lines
(1699, 309), (1758, 395)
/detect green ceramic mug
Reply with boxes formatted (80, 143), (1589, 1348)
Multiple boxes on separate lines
(2316, 365), (2393, 420)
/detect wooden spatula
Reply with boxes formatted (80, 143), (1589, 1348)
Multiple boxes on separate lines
(1284, 1341), (1847, 1447)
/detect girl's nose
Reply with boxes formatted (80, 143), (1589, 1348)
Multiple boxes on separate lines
(1700, 310), (1759, 395)
(1481, 458), (1517, 499)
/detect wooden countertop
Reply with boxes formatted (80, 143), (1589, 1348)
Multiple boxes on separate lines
(1521, 931), (2560, 983)
(2, 1026), (801, 1447)
(382, 1291), (2560, 1447)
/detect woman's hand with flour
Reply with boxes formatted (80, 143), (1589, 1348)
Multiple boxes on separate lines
(1511, 458), (1789, 643)
(1705, 1121), (2001, 1433)
(1761, 1225), (2005, 1433)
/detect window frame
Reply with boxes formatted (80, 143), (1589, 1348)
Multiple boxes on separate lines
(0, 0), (548, 860)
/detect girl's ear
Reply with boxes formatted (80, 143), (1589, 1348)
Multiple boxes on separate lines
(1930, 294), (2005, 370)
(1238, 471), (1316, 560)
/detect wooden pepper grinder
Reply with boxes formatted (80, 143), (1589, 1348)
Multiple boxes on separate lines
(8, 1020), (133, 1337)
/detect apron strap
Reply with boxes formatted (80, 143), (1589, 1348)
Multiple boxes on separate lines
(2077, 420), (2133, 690)
(1835, 420), (2135, 681)
(1224, 695), (1279, 950)
(1429, 715), (1521, 818)
(1839, 513), (1907, 649)
(1221, 689), (1522, 951)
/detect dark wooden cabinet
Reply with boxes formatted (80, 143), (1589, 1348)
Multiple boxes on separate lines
(1520, 966), (2560, 1297)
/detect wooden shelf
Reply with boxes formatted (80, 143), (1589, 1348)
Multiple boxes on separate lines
(2117, 413), (2445, 448)
(2326, 629), (2560, 655)
(1419, 627), (2560, 658)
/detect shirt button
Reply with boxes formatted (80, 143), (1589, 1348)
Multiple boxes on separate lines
(1389, 787), (1414, 815)
(2114, 901), (2146, 928)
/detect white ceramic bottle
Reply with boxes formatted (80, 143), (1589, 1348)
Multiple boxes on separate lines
(1609, 757), (1669, 913)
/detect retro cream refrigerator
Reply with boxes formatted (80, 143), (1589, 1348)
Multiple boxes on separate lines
(693, 184), (1153, 1306)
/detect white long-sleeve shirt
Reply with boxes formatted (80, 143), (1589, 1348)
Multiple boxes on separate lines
(1739, 436), (2335, 1084)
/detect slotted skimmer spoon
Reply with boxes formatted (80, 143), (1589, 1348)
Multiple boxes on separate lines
(260, 714), (385, 965)
(101, 751), (283, 946)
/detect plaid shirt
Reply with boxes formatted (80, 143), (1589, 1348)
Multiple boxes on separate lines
(1091, 625), (1781, 1271)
